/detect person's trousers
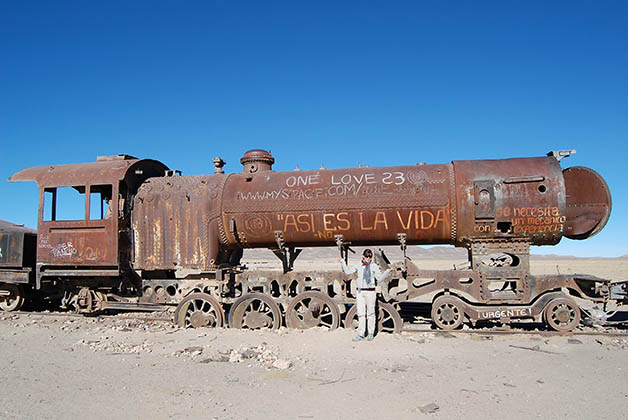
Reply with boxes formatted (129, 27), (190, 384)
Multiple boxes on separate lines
(356, 290), (377, 336)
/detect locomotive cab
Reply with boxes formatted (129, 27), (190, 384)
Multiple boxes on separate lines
(9, 155), (168, 289)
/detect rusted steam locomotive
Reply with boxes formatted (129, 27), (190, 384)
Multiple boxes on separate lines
(1, 149), (626, 332)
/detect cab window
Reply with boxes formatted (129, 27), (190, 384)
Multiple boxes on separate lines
(42, 184), (113, 221)
(89, 185), (113, 220)
(43, 186), (85, 221)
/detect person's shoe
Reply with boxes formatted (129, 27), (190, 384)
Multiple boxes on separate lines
(366, 334), (374, 341)
(352, 335), (365, 342)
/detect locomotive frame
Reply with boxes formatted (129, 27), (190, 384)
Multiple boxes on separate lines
(2, 150), (626, 332)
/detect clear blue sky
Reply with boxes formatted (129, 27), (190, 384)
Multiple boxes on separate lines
(1, 1), (626, 257)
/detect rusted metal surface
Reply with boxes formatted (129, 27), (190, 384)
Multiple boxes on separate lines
(228, 292), (282, 329)
(453, 157), (567, 247)
(285, 290), (341, 330)
(174, 293), (225, 328)
(7, 149), (623, 333)
(128, 148), (611, 275)
(0, 220), (36, 292)
(132, 174), (228, 272)
(9, 154), (157, 186)
(427, 292), (578, 332)
(0, 270), (31, 284)
(562, 166), (612, 239)
(219, 152), (610, 256)
(10, 155), (168, 280)
(221, 163), (454, 249)
(0, 220), (36, 268)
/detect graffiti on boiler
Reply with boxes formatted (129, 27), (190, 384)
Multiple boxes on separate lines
(271, 208), (450, 238)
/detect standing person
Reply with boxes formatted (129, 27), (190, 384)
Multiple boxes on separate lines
(340, 249), (390, 341)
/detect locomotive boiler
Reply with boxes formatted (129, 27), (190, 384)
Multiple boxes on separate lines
(133, 149), (609, 265)
(3, 149), (626, 332)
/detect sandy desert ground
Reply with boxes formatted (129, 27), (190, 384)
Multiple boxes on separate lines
(1, 256), (627, 420)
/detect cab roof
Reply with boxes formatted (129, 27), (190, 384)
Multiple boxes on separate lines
(9, 154), (168, 188)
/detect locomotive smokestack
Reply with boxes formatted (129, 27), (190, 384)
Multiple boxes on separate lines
(240, 149), (275, 174)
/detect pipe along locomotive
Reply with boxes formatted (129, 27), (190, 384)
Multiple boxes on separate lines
(1, 149), (626, 332)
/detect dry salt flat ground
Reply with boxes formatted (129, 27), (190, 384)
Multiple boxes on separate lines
(1, 257), (627, 420)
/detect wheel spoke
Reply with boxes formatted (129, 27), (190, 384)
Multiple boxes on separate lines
(228, 293), (281, 330)
(286, 291), (340, 330)
(320, 312), (334, 324)
(345, 302), (402, 334)
(175, 293), (224, 328)
(432, 296), (464, 330)
(545, 298), (581, 332)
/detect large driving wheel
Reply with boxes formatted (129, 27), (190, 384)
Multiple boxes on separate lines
(286, 291), (340, 330)
(344, 301), (403, 334)
(228, 293), (282, 330)
(431, 295), (465, 330)
(544, 297), (581, 332)
(0, 284), (25, 312)
(174, 293), (225, 328)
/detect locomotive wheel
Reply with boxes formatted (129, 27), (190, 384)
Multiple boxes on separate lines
(228, 293), (282, 330)
(174, 293), (224, 328)
(286, 291), (340, 330)
(344, 301), (403, 334)
(0, 284), (25, 312)
(431, 296), (465, 330)
(544, 298), (581, 332)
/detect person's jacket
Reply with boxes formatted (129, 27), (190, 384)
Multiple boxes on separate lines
(341, 259), (391, 290)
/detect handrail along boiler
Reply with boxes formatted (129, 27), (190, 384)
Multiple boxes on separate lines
(2, 149), (626, 332)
